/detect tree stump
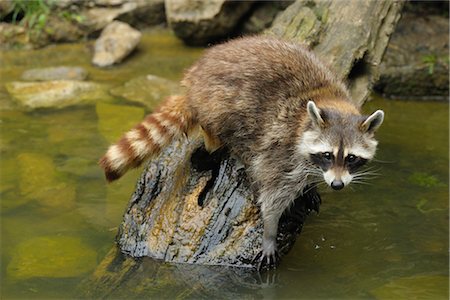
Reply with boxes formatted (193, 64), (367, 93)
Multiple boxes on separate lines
(117, 136), (320, 267)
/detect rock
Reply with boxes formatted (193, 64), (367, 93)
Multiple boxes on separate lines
(17, 152), (76, 210)
(7, 236), (97, 279)
(83, 1), (165, 33)
(94, 0), (127, 6)
(92, 21), (141, 67)
(116, 137), (320, 268)
(374, 12), (449, 100)
(5, 80), (110, 109)
(43, 15), (86, 43)
(83, 3), (140, 32)
(110, 74), (181, 109)
(95, 102), (145, 143)
(165, 0), (254, 45)
(0, 22), (31, 50)
(268, 0), (405, 106)
(115, 0), (165, 29)
(21, 66), (88, 81)
(0, 0), (14, 19)
(241, 1), (294, 34)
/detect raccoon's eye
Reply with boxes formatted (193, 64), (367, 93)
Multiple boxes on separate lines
(322, 152), (332, 160)
(347, 154), (357, 163)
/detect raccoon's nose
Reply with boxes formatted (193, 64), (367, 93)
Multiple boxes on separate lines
(331, 180), (344, 190)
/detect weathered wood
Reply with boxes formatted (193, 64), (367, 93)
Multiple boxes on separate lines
(268, 0), (405, 105)
(117, 136), (320, 268)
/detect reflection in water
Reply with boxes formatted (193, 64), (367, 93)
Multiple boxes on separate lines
(82, 247), (279, 299)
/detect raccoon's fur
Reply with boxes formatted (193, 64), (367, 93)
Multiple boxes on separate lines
(99, 36), (384, 270)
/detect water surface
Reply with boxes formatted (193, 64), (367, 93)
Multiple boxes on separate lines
(0, 29), (448, 299)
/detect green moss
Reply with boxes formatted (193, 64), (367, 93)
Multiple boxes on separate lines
(96, 102), (145, 143)
(408, 172), (444, 188)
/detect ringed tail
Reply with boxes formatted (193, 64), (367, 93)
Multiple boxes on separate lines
(99, 95), (194, 182)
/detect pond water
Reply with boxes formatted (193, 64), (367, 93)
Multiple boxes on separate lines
(1, 29), (448, 299)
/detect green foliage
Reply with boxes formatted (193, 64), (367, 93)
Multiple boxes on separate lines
(422, 54), (437, 75)
(11, 0), (50, 30)
(60, 10), (86, 24)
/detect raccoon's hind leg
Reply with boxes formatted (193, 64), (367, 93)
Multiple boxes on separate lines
(200, 126), (222, 153)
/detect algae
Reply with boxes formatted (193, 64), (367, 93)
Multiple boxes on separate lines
(7, 236), (97, 279)
(96, 102), (145, 143)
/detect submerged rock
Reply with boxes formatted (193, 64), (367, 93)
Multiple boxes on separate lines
(110, 74), (181, 109)
(374, 11), (449, 101)
(17, 152), (76, 210)
(7, 236), (97, 279)
(96, 102), (145, 143)
(166, 0), (253, 45)
(21, 66), (88, 81)
(92, 21), (142, 67)
(5, 80), (109, 109)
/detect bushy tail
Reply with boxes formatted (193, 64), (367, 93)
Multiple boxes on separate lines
(99, 95), (195, 182)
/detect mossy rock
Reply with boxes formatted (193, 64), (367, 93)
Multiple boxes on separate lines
(5, 80), (111, 110)
(110, 74), (181, 109)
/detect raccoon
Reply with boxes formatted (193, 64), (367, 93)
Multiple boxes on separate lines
(99, 36), (384, 270)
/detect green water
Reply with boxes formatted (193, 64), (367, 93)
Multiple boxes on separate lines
(0, 29), (448, 299)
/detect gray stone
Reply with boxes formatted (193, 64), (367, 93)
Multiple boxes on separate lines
(268, 0), (405, 106)
(5, 80), (110, 109)
(241, 1), (294, 34)
(375, 12), (449, 100)
(92, 21), (141, 67)
(110, 74), (181, 109)
(21, 66), (88, 81)
(83, 0), (165, 33)
(166, 0), (253, 45)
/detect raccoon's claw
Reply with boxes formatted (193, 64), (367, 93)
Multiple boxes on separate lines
(252, 249), (280, 271)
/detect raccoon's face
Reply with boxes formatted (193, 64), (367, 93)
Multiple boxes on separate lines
(299, 101), (384, 190)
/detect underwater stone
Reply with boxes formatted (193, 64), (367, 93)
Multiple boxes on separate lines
(21, 66), (88, 81)
(5, 80), (110, 110)
(18, 153), (76, 210)
(92, 21), (142, 67)
(96, 102), (145, 143)
(7, 236), (97, 279)
(110, 74), (181, 109)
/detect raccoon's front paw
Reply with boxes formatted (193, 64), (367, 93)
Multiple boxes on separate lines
(253, 238), (280, 271)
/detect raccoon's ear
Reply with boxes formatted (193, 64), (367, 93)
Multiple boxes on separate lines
(307, 101), (325, 127)
(360, 110), (384, 134)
